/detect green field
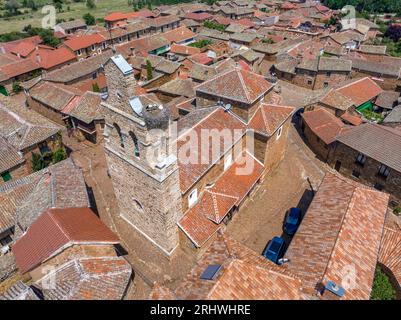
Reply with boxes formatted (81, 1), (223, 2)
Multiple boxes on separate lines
(0, 0), (135, 33)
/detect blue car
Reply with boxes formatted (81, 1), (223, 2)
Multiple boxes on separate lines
(262, 236), (285, 264)
(284, 207), (302, 235)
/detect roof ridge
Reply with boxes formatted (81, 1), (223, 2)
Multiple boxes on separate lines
(237, 68), (251, 102)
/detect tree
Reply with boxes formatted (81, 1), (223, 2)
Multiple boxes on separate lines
(146, 59), (153, 80)
(12, 82), (22, 93)
(92, 82), (100, 92)
(5, 0), (21, 14)
(385, 24), (401, 42)
(52, 147), (67, 164)
(86, 0), (96, 9)
(83, 13), (96, 26)
(370, 266), (396, 300)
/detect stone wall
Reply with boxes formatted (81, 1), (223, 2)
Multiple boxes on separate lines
(27, 96), (66, 126)
(301, 119), (332, 161)
(328, 142), (401, 205)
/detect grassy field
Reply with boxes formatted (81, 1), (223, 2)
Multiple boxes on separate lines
(0, 0), (134, 33)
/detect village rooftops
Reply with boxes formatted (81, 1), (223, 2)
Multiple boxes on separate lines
(0, 137), (25, 175)
(0, 95), (62, 151)
(195, 68), (273, 105)
(336, 123), (401, 173)
(296, 57), (352, 73)
(0, 158), (89, 237)
(63, 34), (106, 51)
(301, 108), (348, 145)
(358, 45), (387, 55)
(285, 172), (389, 299)
(43, 51), (113, 84)
(12, 207), (120, 274)
(150, 232), (304, 300)
(0, 59), (40, 82)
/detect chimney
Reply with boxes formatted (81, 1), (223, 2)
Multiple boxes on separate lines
(36, 52), (41, 64)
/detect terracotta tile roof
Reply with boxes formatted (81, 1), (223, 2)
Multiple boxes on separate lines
(340, 112), (363, 126)
(0, 158), (89, 236)
(67, 91), (103, 124)
(44, 51), (113, 83)
(375, 91), (400, 110)
(104, 12), (129, 22)
(117, 34), (170, 55)
(0, 136), (25, 174)
(143, 15), (180, 28)
(185, 12), (213, 21)
(159, 26), (196, 44)
(64, 34), (106, 51)
(170, 43), (200, 56)
(285, 173), (389, 299)
(320, 88), (354, 111)
(158, 78), (195, 98)
(0, 95), (62, 151)
(0, 59), (40, 81)
(189, 52), (213, 65)
(301, 108), (346, 144)
(178, 151), (264, 247)
(336, 77), (382, 107)
(13, 207), (119, 274)
(249, 103), (295, 137)
(71, 72), (107, 92)
(35, 256), (131, 300)
(212, 16), (233, 26)
(28, 47), (77, 70)
(29, 81), (83, 111)
(177, 107), (247, 193)
(378, 227), (401, 289)
(196, 68), (273, 104)
(188, 62), (218, 82)
(0, 53), (20, 67)
(336, 123), (401, 173)
(152, 232), (304, 300)
(10, 41), (36, 58)
(0, 36), (42, 55)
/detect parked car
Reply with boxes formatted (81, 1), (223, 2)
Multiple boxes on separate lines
(262, 236), (285, 264)
(284, 207), (302, 235)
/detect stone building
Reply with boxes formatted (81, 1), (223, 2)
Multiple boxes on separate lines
(328, 123), (401, 206)
(101, 54), (183, 256)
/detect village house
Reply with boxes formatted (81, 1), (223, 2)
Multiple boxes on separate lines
(143, 15), (181, 34)
(63, 34), (108, 59)
(54, 19), (88, 36)
(0, 158), (88, 248)
(300, 108), (349, 161)
(104, 9), (155, 29)
(0, 59), (41, 95)
(328, 123), (401, 205)
(306, 77), (383, 117)
(275, 57), (352, 90)
(0, 96), (63, 183)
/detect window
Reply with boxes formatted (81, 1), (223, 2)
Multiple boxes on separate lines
(307, 79), (313, 86)
(129, 131), (140, 157)
(92, 72), (97, 79)
(188, 189), (198, 208)
(102, 42), (107, 49)
(1, 171), (11, 182)
(91, 45), (95, 51)
(224, 152), (233, 171)
(374, 182), (384, 191)
(324, 82), (329, 88)
(114, 123), (124, 148)
(276, 126), (283, 140)
(0, 235), (12, 246)
(378, 164), (390, 178)
(77, 49), (82, 56)
(326, 72), (331, 77)
(352, 170), (360, 178)
(355, 153), (366, 166)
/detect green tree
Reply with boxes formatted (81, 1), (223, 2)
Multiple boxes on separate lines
(370, 266), (396, 300)
(86, 0), (96, 9)
(12, 82), (22, 93)
(92, 82), (100, 92)
(5, 0), (21, 14)
(83, 13), (96, 25)
(52, 147), (67, 164)
(146, 59), (153, 80)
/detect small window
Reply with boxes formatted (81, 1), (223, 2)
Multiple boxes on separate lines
(0, 235), (12, 246)
(355, 153), (366, 166)
(188, 189), (198, 207)
(114, 123), (124, 148)
(326, 72), (331, 77)
(129, 131), (140, 157)
(1, 171), (12, 182)
(92, 72), (97, 79)
(378, 164), (390, 178)
(324, 82), (329, 88)
(276, 126), (283, 140)
(91, 45), (95, 51)
(352, 170), (360, 178)
(307, 79), (313, 85)
(374, 183), (385, 191)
